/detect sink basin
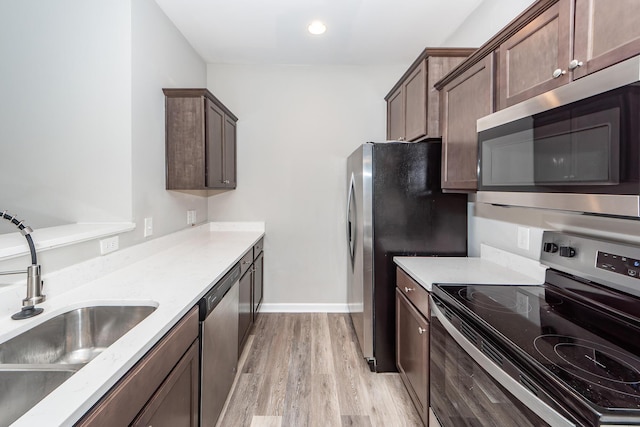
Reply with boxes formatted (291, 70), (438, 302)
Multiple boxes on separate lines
(0, 367), (76, 426)
(0, 305), (156, 365)
(0, 305), (156, 426)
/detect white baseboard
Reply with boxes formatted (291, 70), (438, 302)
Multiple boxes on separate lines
(259, 303), (349, 313)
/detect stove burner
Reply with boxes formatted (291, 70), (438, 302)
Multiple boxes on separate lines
(534, 334), (640, 398)
(458, 288), (532, 314)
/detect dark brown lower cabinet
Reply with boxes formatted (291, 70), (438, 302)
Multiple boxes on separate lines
(252, 250), (263, 321)
(238, 266), (252, 353)
(132, 341), (199, 427)
(76, 307), (199, 427)
(396, 280), (429, 425)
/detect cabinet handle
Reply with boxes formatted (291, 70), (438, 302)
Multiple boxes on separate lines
(568, 59), (583, 70)
(552, 68), (566, 79)
(222, 179), (230, 184)
(404, 287), (414, 293)
(418, 327), (426, 335)
(397, 137), (405, 141)
(242, 260), (250, 265)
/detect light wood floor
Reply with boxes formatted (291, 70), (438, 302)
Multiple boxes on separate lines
(216, 313), (422, 427)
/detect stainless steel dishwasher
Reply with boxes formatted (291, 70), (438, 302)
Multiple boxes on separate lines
(199, 263), (240, 427)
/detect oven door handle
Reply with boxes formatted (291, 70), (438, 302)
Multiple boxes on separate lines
(430, 297), (575, 427)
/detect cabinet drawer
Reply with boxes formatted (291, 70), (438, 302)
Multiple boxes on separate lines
(253, 237), (264, 259)
(240, 250), (253, 276)
(396, 268), (429, 317)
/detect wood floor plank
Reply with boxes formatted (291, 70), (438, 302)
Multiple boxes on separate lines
(249, 416), (282, 427)
(311, 313), (336, 375)
(216, 373), (262, 427)
(328, 314), (370, 416)
(309, 374), (341, 427)
(341, 415), (373, 426)
(382, 374), (425, 426)
(255, 314), (294, 416)
(282, 315), (313, 426)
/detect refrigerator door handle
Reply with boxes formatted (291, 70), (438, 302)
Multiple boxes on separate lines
(347, 173), (356, 265)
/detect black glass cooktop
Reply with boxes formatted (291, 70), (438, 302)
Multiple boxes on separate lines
(433, 275), (640, 412)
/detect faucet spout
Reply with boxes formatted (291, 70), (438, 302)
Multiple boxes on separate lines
(1, 211), (45, 319)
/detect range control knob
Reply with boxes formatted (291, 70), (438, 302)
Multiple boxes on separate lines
(559, 246), (576, 258)
(543, 242), (559, 253)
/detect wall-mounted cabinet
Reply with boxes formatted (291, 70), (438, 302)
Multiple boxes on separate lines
(385, 49), (474, 142)
(498, 0), (640, 109)
(439, 54), (494, 192)
(163, 88), (237, 190)
(498, 0), (572, 108)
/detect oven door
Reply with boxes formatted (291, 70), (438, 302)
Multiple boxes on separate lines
(430, 296), (575, 427)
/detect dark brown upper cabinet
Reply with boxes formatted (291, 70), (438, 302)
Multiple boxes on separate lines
(385, 48), (475, 142)
(440, 54), (494, 192)
(572, 0), (640, 79)
(498, 0), (572, 109)
(499, 0), (640, 109)
(163, 88), (237, 190)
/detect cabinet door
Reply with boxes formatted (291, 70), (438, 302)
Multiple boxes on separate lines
(132, 341), (199, 427)
(223, 115), (237, 188)
(252, 251), (263, 321)
(206, 99), (225, 188)
(441, 54), (494, 192)
(387, 87), (404, 141)
(404, 61), (427, 142)
(238, 269), (253, 353)
(396, 289), (428, 425)
(165, 97), (206, 189)
(573, 0), (640, 79)
(498, 0), (572, 109)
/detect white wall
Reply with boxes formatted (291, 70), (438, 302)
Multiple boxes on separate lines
(0, 1), (208, 277)
(206, 64), (405, 308)
(129, 0), (208, 246)
(0, 0), (133, 229)
(441, 0), (535, 47)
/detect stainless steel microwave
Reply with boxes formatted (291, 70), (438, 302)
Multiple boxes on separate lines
(477, 56), (640, 218)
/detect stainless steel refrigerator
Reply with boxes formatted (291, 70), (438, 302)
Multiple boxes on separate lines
(346, 141), (467, 372)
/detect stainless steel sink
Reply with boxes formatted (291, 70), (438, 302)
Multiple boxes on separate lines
(0, 367), (76, 426)
(0, 305), (156, 365)
(0, 305), (156, 426)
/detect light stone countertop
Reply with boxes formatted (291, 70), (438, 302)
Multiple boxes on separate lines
(0, 222), (264, 427)
(394, 245), (548, 292)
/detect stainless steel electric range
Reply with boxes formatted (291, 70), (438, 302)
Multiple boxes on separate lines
(430, 231), (640, 427)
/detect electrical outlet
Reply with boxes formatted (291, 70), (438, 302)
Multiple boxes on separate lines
(187, 210), (196, 226)
(517, 226), (530, 250)
(100, 236), (119, 255)
(144, 217), (153, 237)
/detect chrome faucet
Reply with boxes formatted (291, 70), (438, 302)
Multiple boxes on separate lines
(0, 211), (45, 319)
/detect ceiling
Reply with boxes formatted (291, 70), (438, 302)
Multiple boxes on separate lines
(154, 0), (484, 66)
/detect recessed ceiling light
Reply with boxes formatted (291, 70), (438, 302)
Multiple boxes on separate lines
(308, 20), (327, 35)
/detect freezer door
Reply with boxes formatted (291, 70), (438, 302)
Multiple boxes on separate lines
(346, 144), (374, 363)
